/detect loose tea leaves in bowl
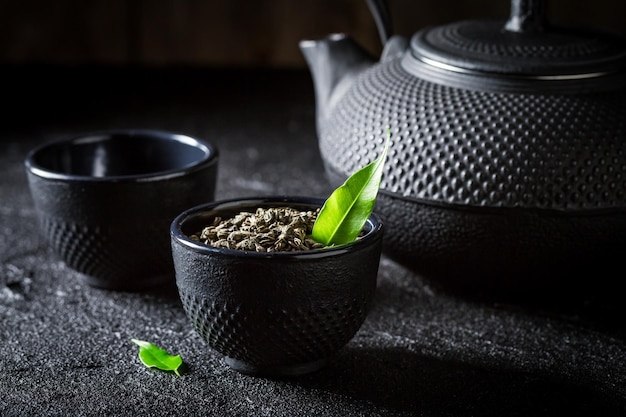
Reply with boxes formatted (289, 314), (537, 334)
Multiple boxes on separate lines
(170, 196), (384, 377)
(190, 207), (326, 252)
(189, 129), (390, 254)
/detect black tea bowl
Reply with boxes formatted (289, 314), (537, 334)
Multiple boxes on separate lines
(170, 196), (384, 377)
(25, 129), (219, 290)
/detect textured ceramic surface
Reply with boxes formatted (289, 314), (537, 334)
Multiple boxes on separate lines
(24, 129), (219, 290)
(300, 0), (626, 288)
(170, 196), (384, 377)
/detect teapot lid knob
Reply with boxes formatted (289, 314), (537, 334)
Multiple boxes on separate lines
(504, 0), (547, 33)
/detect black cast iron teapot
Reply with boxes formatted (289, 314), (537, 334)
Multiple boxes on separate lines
(300, 0), (626, 294)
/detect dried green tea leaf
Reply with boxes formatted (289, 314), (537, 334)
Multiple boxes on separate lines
(312, 129), (390, 245)
(131, 339), (183, 376)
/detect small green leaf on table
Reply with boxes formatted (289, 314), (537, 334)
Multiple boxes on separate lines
(131, 339), (183, 376)
(312, 128), (391, 246)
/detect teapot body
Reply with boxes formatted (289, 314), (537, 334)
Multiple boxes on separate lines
(319, 56), (626, 293)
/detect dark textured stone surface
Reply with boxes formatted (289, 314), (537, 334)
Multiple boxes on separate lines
(1, 66), (625, 416)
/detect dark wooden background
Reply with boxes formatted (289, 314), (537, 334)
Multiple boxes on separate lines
(2, 0), (626, 68)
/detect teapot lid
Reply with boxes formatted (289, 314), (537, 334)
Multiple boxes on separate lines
(403, 0), (626, 92)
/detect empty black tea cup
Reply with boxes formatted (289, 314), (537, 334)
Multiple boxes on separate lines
(170, 196), (384, 377)
(25, 129), (219, 290)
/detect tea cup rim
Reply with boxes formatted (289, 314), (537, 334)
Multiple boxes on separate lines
(170, 195), (384, 260)
(24, 129), (218, 182)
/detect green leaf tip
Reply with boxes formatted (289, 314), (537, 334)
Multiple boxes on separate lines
(131, 339), (184, 376)
(312, 128), (391, 246)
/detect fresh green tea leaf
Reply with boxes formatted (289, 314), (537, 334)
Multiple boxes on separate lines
(312, 129), (390, 245)
(131, 339), (183, 376)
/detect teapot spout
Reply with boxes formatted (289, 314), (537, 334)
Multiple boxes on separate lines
(299, 34), (376, 130)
